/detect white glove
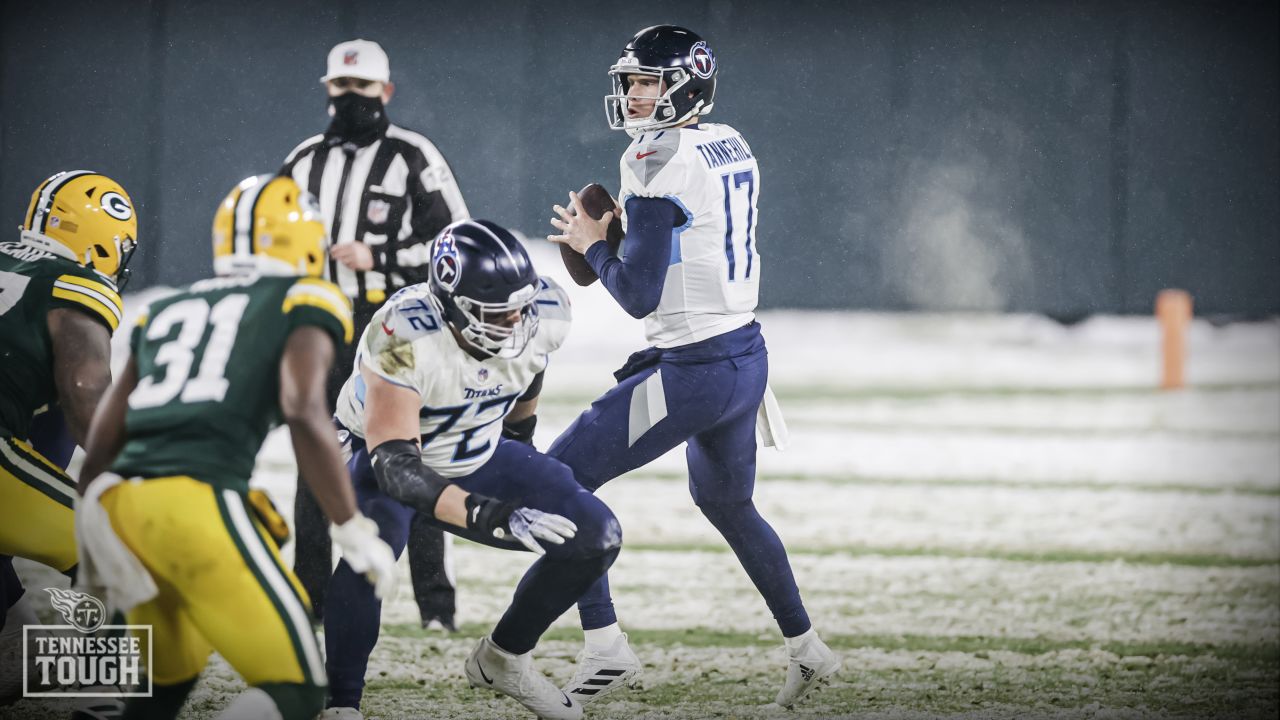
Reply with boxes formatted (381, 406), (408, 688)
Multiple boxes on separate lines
(505, 507), (578, 556)
(329, 513), (397, 599)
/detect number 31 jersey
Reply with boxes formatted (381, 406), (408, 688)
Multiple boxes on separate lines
(112, 275), (353, 492)
(334, 277), (571, 478)
(619, 122), (760, 348)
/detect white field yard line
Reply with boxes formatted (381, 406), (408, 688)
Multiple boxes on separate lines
(369, 546), (1279, 647)
(582, 480), (1280, 560)
(527, 416), (1280, 489)
(250, 462), (1280, 563)
(768, 390), (1280, 435)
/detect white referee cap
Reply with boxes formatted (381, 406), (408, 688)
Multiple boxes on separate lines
(321, 39), (390, 84)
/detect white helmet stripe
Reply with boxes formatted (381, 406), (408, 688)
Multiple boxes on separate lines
(33, 170), (96, 233)
(466, 220), (520, 269)
(232, 175), (273, 260)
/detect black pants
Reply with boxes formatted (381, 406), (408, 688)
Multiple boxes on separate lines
(291, 302), (455, 623)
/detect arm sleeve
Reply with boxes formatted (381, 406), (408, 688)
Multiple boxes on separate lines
(586, 196), (680, 319)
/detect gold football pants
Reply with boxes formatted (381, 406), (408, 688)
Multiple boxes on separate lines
(0, 436), (77, 572)
(101, 476), (324, 687)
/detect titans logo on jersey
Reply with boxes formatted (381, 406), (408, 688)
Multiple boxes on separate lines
(619, 122), (760, 348)
(335, 277), (571, 478)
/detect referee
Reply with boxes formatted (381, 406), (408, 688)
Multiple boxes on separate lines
(281, 38), (467, 631)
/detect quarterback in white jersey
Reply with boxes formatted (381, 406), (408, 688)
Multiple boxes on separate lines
(548, 25), (839, 710)
(323, 220), (621, 720)
(619, 121), (760, 347)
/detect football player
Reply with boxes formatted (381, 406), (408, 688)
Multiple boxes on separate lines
(73, 175), (402, 720)
(319, 219), (619, 720)
(548, 25), (841, 708)
(0, 171), (136, 698)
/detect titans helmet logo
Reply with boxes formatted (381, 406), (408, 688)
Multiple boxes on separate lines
(690, 41), (715, 79)
(433, 233), (460, 291)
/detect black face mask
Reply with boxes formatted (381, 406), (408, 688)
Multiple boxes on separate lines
(325, 93), (388, 145)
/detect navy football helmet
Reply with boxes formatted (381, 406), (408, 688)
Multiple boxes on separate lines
(606, 25), (717, 136)
(427, 219), (540, 358)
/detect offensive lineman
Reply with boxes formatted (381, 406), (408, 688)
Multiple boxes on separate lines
(0, 171), (136, 704)
(320, 219), (618, 720)
(548, 25), (840, 708)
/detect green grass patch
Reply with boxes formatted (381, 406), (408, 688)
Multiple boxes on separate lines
(382, 623), (1278, 664)
(618, 541), (1280, 568)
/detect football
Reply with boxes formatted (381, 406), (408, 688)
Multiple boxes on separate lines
(560, 183), (624, 286)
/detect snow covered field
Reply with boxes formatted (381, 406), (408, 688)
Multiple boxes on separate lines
(7, 242), (1279, 718)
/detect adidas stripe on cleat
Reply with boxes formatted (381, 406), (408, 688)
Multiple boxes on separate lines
(775, 630), (841, 708)
(561, 633), (642, 705)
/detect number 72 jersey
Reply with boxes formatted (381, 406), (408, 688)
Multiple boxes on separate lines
(112, 275), (353, 492)
(620, 122), (761, 348)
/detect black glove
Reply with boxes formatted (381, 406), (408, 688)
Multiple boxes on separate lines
(464, 493), (577, 555)
(465, 493), (517, 538)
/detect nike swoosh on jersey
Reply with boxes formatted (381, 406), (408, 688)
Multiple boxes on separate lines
(561, 692), (573, 707)
(635, 150), (658, 159)
(382, 320), (395, 335)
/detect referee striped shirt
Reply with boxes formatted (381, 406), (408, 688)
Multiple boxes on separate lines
(281, 124), (468, 305)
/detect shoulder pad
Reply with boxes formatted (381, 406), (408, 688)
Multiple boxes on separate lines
(284, 277), (354, 343)
(534, 276), (571, 322)
(50, 271), (123, 332)
(379, 285), (444, 340)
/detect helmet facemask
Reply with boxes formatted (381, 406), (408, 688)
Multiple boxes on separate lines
(605, 64), (711, 137)
(451, 284), (541, 359)
(105, 234), (137, 290)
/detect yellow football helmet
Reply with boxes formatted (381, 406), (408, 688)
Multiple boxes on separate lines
(212, 175), (328, 278)
(20, 170), (138, 288)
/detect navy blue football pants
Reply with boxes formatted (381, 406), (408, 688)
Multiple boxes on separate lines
(547, 322), (811, 638)
(324, 437), (621, 709)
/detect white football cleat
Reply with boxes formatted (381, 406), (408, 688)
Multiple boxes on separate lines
(465, 636), (582, 720)
(561, 632), (642, 705)
(774, 630), (840, 708)
(318, 706), (364, 719)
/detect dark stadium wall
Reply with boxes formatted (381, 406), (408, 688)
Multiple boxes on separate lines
(1, 0), (1275, 316)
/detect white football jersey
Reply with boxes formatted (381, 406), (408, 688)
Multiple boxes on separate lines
(619, 122), (760, 348)
(335, 277), (571, 478)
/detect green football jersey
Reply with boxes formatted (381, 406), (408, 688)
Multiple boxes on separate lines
(112, 274), (352, 491)
(0, 241), (124, 440)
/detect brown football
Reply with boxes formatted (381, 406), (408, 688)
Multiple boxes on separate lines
(559, 183), (624, 286)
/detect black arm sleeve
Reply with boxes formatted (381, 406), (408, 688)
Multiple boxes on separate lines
(586, 196), (681, 319)
(517, 370), (544, 402)
(370, 439), (451, 518)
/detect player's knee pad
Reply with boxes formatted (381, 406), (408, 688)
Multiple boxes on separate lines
(254, 681), (325, 720)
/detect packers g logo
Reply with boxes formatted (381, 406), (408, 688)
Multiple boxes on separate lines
(100, 191), (133, 221)
(432, 232), (460, 291)
(690, 41), (715, 79)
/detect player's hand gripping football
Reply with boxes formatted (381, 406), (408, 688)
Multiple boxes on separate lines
(466, 494), (578, 555)
(329, 513), (398, 598)
(549, 190), (616, 255)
